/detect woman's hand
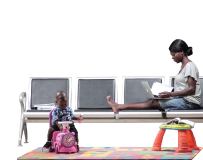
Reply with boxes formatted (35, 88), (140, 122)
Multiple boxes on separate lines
(158, 91), (172, 98)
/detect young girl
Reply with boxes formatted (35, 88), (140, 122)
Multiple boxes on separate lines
(107, 39), (201, 113)
(43, 91), (83, 152)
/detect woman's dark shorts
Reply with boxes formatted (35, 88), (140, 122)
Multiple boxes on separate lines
(51, 121), (78, 133)
(158, 96), (200, 112)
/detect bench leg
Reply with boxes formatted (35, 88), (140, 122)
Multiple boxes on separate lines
(23, 122), (28, 143)
(18, 116), (24, 146)
(114, 113), (119, 119)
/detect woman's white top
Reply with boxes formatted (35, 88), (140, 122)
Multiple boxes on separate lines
(174, 62), (201, 105)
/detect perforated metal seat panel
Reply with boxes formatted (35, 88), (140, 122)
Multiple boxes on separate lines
(30, 78), (70, 109)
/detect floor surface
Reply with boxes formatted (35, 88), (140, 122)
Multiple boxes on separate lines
(17, 147), (203, 160)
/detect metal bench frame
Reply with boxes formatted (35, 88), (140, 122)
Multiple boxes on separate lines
(18, 76), (203, 146)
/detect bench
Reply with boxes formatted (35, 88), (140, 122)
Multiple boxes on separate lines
(118, 77), (203, 121)
(18, 77), (203, 146)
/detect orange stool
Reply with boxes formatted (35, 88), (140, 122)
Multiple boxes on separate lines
(152, 128), (199, 152)
(175, 129), (200, 152)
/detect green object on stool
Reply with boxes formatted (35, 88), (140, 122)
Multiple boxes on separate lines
(171, 124), (191, 130)
(160, 123), (191, 130)
(159, 124), (174, 129)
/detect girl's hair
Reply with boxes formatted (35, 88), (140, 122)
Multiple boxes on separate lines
(169, 39), (193, 56)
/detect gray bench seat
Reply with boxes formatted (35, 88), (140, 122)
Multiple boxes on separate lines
(18, 77), (203, 146)
(22, 77), (203, 122)
(116, 77), (203, 120)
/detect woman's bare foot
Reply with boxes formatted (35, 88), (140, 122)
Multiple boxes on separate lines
(106, 96), (117, 106)
(106, 95), (119, 114)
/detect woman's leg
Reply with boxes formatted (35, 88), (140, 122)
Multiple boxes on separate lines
(107, 96), (164, 114)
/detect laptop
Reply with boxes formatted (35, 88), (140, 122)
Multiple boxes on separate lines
(141, 81), (172, 100)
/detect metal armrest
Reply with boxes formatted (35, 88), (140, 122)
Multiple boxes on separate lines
(19, 92), (26, 112)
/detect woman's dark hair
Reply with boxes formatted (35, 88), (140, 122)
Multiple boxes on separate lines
(169, 39), (193, 56)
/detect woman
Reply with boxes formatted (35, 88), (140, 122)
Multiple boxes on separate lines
(107, 39), (201, 113)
